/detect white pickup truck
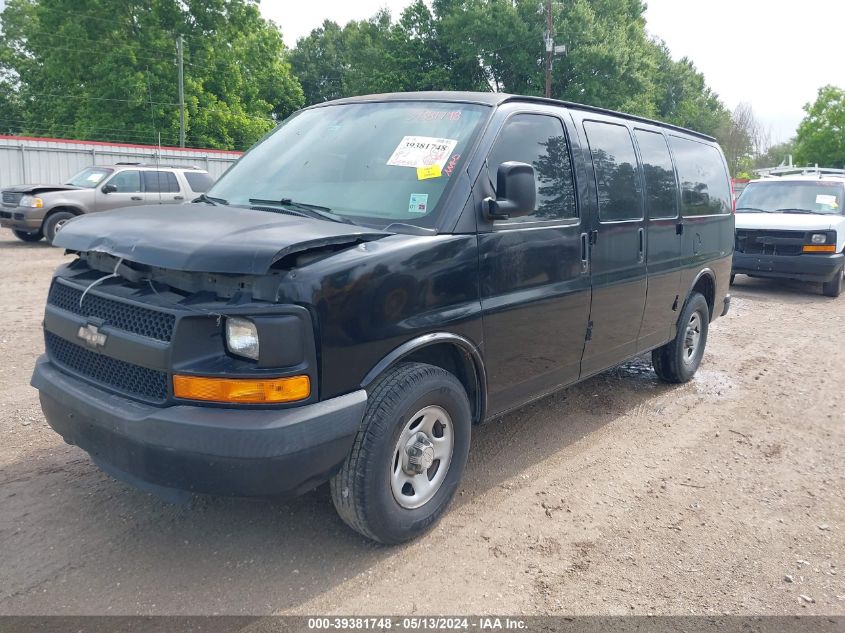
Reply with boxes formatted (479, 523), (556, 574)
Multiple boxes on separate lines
(733, 174), (845, 297)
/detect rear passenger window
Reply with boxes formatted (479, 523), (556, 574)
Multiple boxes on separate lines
(634, 129), (677, 219)
(143, 171), (180, 193)
(669, 136), (731, 216)
(584, 121), (642, 222)
(184, 172), (213, 193)
(487, 114), (577, 222)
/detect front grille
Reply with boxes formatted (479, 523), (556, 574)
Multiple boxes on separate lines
(48, 281), (175, 342)
(45, 331), (168, 402)
(735, 229), (805, 256)
(2, 191), (22, 205)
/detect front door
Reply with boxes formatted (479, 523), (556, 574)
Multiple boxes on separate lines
(95, 170), (147, 212)
(578, 117), (647, 376)
(478, 109), (591, 416)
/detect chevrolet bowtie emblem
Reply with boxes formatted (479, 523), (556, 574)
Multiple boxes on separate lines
(77, 323), (107, 348)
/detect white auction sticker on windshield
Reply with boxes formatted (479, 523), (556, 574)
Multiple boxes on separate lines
(816, 194), (837, 206)
(387, 136), (458, 169)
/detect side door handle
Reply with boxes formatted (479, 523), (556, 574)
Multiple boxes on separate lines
(638, 227), (645, 262)
(173, 195), (184, 201)
(580, 232), (589, 272)
(676, 222), (684, 235)
(589, 229), (598, 245)
(130, 196), (142, 201)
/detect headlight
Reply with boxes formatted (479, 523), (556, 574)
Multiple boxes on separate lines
(810, 233), (827, 244)
(225, 317), (259, 360)
(19, 195), (43, 208)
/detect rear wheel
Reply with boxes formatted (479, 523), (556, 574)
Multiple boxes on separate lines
(12, 228), (43, 242)
(652, 291), (709, 384)
(822, 265), (843, 298)
(729, 273), (736, 285)
(43, 211), (75, 245)
(330, 362), (471, 544)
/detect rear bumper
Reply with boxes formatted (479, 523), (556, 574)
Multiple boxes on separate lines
(32, 356), (367, 497)
(732, 252), (844, 283)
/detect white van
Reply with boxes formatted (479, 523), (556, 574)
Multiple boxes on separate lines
(733, 173), (845, 297)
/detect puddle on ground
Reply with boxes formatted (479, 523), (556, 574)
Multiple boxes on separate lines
(609, 355), (661, 388)
(691, 368), (737, 399)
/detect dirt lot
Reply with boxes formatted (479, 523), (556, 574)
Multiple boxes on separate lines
(0, 232), (843, 616)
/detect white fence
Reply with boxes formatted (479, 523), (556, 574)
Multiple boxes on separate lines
(0, 135), (243, 187)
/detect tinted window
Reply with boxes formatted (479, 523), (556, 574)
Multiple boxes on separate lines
(107, 170), (141, 193)
(143, 171), (180, 193)
(635, 129), (677, 219)
(669, 136), (730, 216)
(184, 172), (213, 192)
(584, 121), (642, 221)
(487, 114), (577, 222)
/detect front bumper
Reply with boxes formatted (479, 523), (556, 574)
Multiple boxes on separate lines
(0, 206), (42, 231)
(732, 252), (844, 283)
(32, 356), (367, 497)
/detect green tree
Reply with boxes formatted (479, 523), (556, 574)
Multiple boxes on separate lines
(0, 0), (304, 149)
(793, 85), (845, 168)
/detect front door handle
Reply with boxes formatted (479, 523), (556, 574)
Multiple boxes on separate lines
(580, 232), (589, 272)
(638, 227), (645, 262)
(131, 196), (142, 201)
(173, 196), (184, 201)
(589, 229), (598, 245)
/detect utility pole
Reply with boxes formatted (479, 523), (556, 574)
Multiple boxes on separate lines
(543, 1), (566, 99)
(177, 34), (185, 148)
(544, 0), (553, 98)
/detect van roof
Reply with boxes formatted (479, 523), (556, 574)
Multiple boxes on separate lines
(317, 91), (717, 142)
(749, 175), (845, 185)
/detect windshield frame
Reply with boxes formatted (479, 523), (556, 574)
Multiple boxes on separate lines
(736, 180), (845, 216)
(65, 167), (114, 188)
(206, 99), (495, 232)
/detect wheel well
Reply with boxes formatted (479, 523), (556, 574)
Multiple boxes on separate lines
(691, 272), (716, 319)
(400, 343), (484, 424)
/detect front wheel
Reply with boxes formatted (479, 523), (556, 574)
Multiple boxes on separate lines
(12, 228), (43, 242)
(822, 265), (843, 298)
(330, 363), (471, 544)
(43, 211), (76, 245)
(652, 291), (709, 384)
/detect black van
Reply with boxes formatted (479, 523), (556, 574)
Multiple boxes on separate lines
(33, 92), (733, 543)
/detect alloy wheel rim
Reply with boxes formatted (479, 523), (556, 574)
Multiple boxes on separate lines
(683, 312), (702, 365)
(390, 405), (454, 509)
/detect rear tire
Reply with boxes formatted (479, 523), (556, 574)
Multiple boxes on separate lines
(330, 362), (471, 544)
(652, 291), (709, 384)
(729, 273), (736, 285)
(43, 211), (75, 245)
(822, 265), (843, 298)
(12, 228), (43, 242)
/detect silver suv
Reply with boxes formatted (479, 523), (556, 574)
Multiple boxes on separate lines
(1, 163), (214, 244)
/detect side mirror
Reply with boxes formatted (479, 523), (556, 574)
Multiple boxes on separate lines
(101, 184), (117, 194)
(484, 161), (536, 220)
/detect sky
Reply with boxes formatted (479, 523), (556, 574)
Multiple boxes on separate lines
(262, 0), (845, 144)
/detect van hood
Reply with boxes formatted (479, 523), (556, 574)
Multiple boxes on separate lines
(735, 212), (842, 232)
(3, 184), (81, 195)
(54, 203), (390, 274)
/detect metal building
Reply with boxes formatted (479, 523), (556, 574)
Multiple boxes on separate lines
(0, 135), (242, 187)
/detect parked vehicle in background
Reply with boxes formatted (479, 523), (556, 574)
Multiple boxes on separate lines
(0, 163), (214, 245)
(31, 92), (733, 543)
(733, 170), (845, 297)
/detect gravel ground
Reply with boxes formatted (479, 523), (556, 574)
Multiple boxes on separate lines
(0, 232), (843, 616)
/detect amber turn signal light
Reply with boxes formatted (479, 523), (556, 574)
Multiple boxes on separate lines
(802, 245), (836, 253)
(173, 374), (310, 404)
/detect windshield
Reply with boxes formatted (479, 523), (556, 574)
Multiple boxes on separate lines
(65, 167), (113, 188)
(208, 101), (490, 227)
(737, 181), (844, 215)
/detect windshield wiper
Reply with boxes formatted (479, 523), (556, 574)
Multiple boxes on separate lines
(194, 193), (229, 205)
(248, 198), (354, 224)
(736, 206), (769, 213)
(776, 208), (822, 214)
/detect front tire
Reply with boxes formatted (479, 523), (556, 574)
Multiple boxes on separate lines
(330, 363), (471, 544)
(652, 291), (709, 384)
(12, 228), (43, 242)
(43, 211), (76, 245)
(822, 265), (843, 298)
